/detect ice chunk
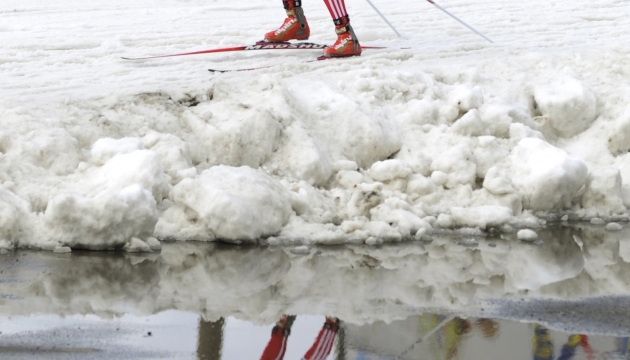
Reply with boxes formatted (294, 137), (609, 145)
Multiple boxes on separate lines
(517, 229), (538, 241)
(142, 132), (194, 184)
(483, 167), (515, 195)
(370, 204), (432, 236)
(450, 109), (485, 136)
(168, 166), (293, 243)
(88, 150), (170, 203)
(448, 85), (484, 112)
(336, 170), (364, 189)
(533, 77), (598, 137)
(430, 144), (476, 188)
(451, 206), (513, 229)
(606, 222), (623, 231)
(509, 123), (545, 142)
(347, 183), (384, 218)
(508, 138), (588, 210)
(368, 159), (412, 182)
(91, 137), (144, 166)
(406, 174), (436, 197)
(44, 185), (158, 250)
(581, 167), (626, 215)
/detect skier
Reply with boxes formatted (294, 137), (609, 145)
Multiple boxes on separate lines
(264, 0), (361, 57)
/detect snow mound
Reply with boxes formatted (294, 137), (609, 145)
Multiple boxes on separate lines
(451, 206), (513, 229)
(86, 150), (170, 202)
(508, 138), (588, 211)
(534, 77), (598, 137)
(44, 185), (158, 250)
(158, 165), (293, 243)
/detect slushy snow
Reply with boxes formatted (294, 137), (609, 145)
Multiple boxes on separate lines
(1, 0), (630, 250)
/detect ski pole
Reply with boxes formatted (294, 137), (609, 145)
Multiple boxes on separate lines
(364, 0), (402, 37)
(426, 0), (493, 43)
(395, 315), (456, 359)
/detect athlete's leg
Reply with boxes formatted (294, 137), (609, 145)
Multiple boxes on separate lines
(321, 0), (361, 56)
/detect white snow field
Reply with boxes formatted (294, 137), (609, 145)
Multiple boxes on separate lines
(1, 0), (630, 250)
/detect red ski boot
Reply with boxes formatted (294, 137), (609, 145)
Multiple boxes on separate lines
(264, 1), (310, 42)
(323, 16), (361, 57)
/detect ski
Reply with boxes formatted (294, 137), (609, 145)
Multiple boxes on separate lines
(208, 55), (343, 73)
(122, 41), (384, 61)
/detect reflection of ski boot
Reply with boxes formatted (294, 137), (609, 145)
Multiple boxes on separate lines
(273, 315), (297, 336)
(264, 0), (310, 42)
(322, 15), (361, 57)
(323, 317), (340, 332)
(260, 315), (297, 360)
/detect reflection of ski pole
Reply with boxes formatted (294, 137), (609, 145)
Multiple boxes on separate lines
(425, 0), (493, 43)
(579, 335), (595, 360)
(395, 315), (456, 359)
(364, 0), (402, 37)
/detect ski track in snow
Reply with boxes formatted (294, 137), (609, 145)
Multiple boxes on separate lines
(1, 0), (629, 103)
(1, 0), (630, 250)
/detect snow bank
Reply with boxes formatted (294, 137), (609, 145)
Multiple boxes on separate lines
(157, 165), (293, 243)
(1, 0), (629, 250)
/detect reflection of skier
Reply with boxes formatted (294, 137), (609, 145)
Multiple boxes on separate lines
(532, 325), (593, 360)
(260, 315), (340, 360)
(264, 0), (361, 57)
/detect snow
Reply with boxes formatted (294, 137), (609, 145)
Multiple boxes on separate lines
(517, 229), (538, 241)
(1, 0), (630, 250)
(157, 165), (293, 243)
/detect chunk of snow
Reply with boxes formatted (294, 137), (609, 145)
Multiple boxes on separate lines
(605, 222), (623, 231)
(448, 85), (484, 112)
(533, 77), (598, 137)
(517, 229), (538, 241)
(91, 137), (144, 166)
(44, 185), (158, 250)
(368, 160), (412, 182)
(450, 109), (485, 136)
(166, 166), (293, 243)
(581, 167), (626, 215)
(451, 206), (513, 229)
(508, 138), (588, 211)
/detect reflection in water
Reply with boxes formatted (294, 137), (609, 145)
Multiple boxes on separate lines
(532, 325), (594, 360)
(2, 224), (630, 359)
(188, 314), (630, 360)
(260, 315), (340, 360)
(5, 224), (630, 326)
(198, 318), (225, 360)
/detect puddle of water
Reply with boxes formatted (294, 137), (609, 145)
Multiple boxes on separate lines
(0, 223), (630, 359)
(2, 312), (630, 359)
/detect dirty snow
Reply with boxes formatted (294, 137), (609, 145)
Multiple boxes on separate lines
(1, 0), (630, 250)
